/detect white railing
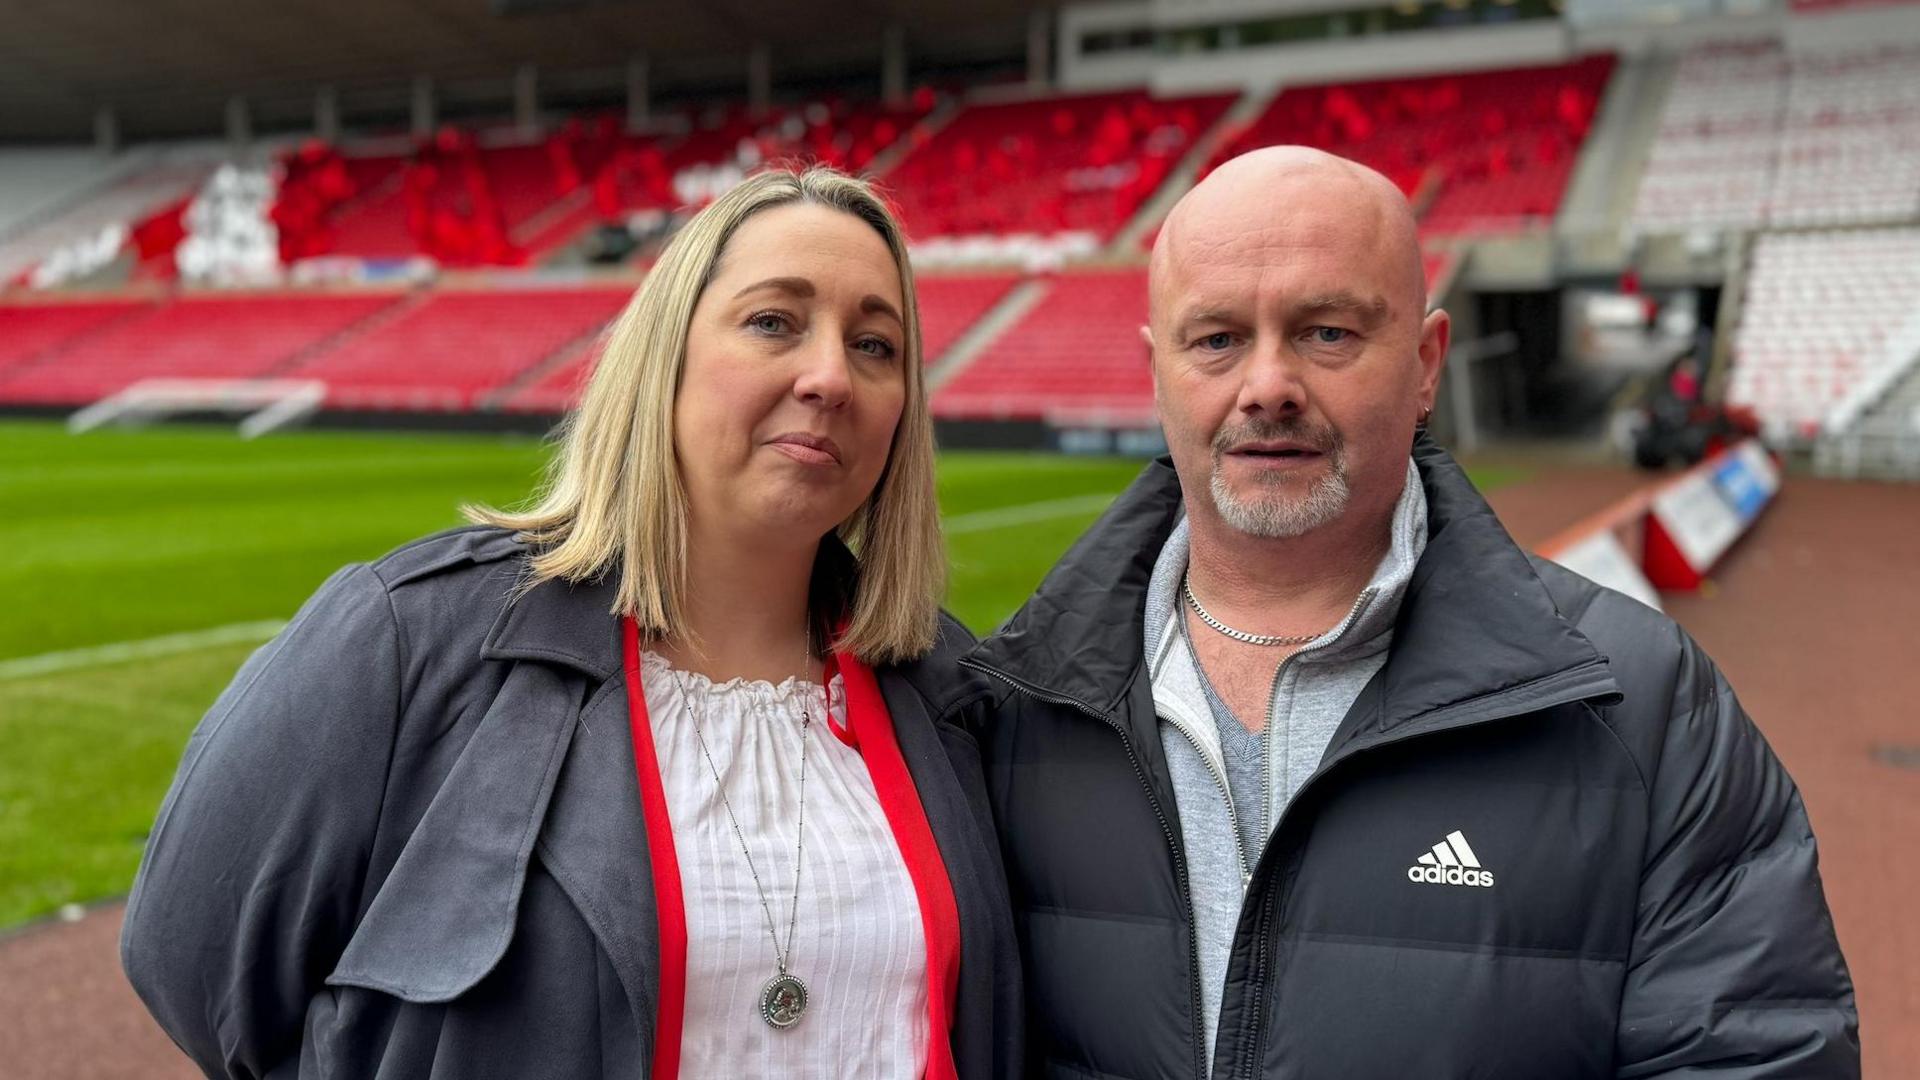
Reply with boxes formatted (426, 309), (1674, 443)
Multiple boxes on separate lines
(1822, 305), (1920, 436)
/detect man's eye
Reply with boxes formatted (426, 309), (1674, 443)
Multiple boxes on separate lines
(1309, 327), (1351, 345)
(1197, 332), (1235, 351)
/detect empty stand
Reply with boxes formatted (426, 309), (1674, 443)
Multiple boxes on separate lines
(1210, 58), (1613, 236)
(288, 286), (631, 410)
(0, 300), (152, 377)
(886, 90), (1234, 244)
(1770, 45), (1920, 228)
(915, 273), (1022, 364)
(1631, 41), (1786, 233)
(1634, 42), (1920, 232)
(933, 270), (1151, 424)
(1730, 228), (1920, 437)
(497, 339), (601, 414)
(0, 293), (398, 405)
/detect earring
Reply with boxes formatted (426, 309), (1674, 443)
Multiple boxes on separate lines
(1417, 405), (1433, 427)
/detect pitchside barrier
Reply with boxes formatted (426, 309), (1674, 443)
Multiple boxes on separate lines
(1537, 439), (1783, 611)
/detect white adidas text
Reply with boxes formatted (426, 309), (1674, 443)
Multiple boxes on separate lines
(1406, 829), (1495, 888)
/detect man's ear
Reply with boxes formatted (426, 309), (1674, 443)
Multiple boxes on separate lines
(1139, 324), (1153, 350)
(1417, 308), (1450, 409)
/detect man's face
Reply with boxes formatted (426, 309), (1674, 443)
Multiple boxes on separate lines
(1148, 182), (1446, 540)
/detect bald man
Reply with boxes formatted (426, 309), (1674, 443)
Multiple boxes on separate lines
(959, 148), (1856, 1078)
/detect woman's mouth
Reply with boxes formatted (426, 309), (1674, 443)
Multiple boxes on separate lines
(767, 432), (842, 466)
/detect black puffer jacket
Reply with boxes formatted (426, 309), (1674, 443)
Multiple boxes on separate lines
(960, 437), (1857, 1079)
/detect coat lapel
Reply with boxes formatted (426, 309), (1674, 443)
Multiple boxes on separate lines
(482, 573), (664, 1045)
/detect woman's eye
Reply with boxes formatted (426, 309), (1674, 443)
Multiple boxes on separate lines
(747, 312), (791, 334)
(853, 337), (899, 359)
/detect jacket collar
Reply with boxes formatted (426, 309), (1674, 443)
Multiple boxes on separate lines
(963, 433), (1620, 746)
(480, 569), (623, 683)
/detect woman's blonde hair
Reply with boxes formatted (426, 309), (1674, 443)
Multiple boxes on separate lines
(467, 166), (943, 664)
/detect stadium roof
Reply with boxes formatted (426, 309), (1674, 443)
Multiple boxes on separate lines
(0, 0), (1049, 143)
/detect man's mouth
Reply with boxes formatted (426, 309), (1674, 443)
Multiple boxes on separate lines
(1227, 442), (1324, 459)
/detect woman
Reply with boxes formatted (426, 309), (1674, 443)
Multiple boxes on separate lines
(121, 167), (1020, 1079)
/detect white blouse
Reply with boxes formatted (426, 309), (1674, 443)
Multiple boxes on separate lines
(641, 651), (930, 1079)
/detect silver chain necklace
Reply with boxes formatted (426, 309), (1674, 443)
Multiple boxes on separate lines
(1183, 573), (1328, 647)
(676, 628), (815, 1031)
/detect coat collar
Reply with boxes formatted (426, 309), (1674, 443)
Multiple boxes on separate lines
(480, 570), (624, 682)
(962, 433), (1620, 747)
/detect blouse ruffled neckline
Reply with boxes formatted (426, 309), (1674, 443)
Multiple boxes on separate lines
(640, 649), (842, 708)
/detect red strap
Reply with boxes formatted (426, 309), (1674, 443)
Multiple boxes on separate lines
(839, 650), (964, 1080)
(622, 618), (686, 1080)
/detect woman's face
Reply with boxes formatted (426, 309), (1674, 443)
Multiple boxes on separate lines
(675, 202), (909, 547)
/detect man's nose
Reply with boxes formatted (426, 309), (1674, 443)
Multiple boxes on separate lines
(1236, 339), (1308, 417)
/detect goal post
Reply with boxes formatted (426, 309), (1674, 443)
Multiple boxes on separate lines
(67, 378), (329, 439)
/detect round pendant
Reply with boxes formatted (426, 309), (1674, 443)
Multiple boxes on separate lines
(760, 972), (808, 1029)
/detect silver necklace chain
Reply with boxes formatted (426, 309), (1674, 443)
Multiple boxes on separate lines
(1183, 573), (1328, 647)
(675, 631), (812, 991)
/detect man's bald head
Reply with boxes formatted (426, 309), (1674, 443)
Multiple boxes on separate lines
(1149, 146), (1427, 332)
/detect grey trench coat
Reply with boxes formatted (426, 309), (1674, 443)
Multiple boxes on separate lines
(121, 525), (1022, 1079)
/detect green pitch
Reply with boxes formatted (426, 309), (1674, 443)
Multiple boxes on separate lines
(0, 419), (1516, 929)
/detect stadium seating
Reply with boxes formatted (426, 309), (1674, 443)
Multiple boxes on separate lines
(1209, 57), (1614, 236)
(886, 90), (1235, 248)
(915, 273), (1022, 364)
(933, 270), (1151, 424)
(1730, 228), (1920, 437)
(287, 286), (632, 410)
(1770, 45), (1920, 228)
(0, 299), (154, 377)
(0, 148), (112, 239)
(1634, 42), (1920, 232)
(0, 293), (399, 405)
(0, 156), (217, 286)
(1631, 41), (1785, 233)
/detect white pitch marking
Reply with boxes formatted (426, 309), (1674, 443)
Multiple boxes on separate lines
(0, 620), (286, 682)
(943, 493), (1118, 535)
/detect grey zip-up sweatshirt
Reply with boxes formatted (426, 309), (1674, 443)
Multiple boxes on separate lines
(1145, 459), (1428, 1072)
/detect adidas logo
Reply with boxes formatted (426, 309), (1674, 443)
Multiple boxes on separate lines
(1406, 830), (1495, 888)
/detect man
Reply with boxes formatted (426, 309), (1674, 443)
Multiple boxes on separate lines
(960, 148), (1857, 1078)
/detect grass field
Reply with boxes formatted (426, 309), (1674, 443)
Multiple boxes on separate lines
(0, 419), (1514, 930)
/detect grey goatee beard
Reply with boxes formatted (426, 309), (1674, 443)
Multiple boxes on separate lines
(1208, 417), (1350, 539)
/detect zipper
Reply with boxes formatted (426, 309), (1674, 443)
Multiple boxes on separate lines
(1228, 657), (1617, 1079)
(1253, 586), (1376, 839)
(961, 656), (1213, 1080)
(1161, 716), (1253, 888)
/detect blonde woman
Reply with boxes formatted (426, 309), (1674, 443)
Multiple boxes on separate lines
(122, 167), (1020, 1080)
